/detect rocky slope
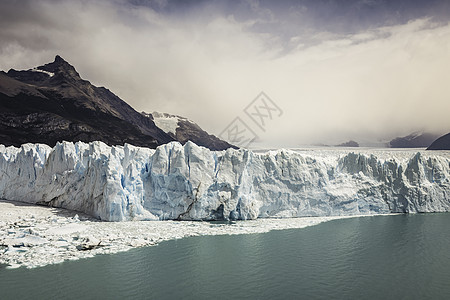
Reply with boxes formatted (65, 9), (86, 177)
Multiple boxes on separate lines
(427, 132), (450, 150)
(0, 56), (234, 150)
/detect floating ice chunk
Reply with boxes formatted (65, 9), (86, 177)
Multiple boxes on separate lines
(4, 235), (48, 247)
(46, 224), (88, 235)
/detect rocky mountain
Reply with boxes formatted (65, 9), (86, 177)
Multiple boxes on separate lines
(427, 132), (450, 150)
(0, 56), (234, 150)
(335, 140), (359, 147)
(389, 132), (440, 148)
(142, 112), (235, 151)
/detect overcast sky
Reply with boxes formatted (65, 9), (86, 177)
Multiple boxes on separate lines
(1, 0), (450, 148)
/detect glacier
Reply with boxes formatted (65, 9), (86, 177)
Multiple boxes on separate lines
(0, 141), (449, 221)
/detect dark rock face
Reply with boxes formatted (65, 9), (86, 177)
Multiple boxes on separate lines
(389, 132), (440, 148)
(427, 133), (450, 150)
(336, 140), (359, 147)
(0, 56), (234, 150)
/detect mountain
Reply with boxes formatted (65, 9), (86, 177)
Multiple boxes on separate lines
(142, 112), (236, 150)
(335, 140), (359, 147)
(0, 56), (234, 150)
(427, 133), (450, 150)
(389, 132), (440, 148)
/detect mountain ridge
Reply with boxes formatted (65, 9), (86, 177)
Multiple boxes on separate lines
(0, 56), (234, 150)
(389, 131), (440, 148)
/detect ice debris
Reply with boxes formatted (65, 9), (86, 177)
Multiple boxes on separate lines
(0, 199), (366, 269)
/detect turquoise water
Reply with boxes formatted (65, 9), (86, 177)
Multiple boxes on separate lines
(1, 214), (450, 299)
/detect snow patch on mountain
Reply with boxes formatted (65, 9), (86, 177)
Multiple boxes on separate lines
(151, 112), (179, 135)
(0, 142), (449, 221)
(145, 111), (196, 136)
(29, 68), (55, 77)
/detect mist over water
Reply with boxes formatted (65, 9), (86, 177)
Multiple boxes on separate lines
(1, 214), (450, 299)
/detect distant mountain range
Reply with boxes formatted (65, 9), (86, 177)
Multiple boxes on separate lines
(314, 133), (448, 150)
(0, 56), (234, 150)
(336, 140), (359, 147)
(389, 132), (441, 148)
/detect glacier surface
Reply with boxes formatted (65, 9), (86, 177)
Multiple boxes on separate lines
(0, 141), (449, 221)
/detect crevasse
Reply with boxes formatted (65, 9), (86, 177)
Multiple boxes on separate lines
(0, 141), (449, 221)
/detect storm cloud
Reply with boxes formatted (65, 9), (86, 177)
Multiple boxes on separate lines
(1, 0), (449, 148)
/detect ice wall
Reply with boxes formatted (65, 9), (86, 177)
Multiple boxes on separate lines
(0, 141), (449, 221)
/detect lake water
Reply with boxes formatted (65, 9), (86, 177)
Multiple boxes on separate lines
(1, 214), (450, 299)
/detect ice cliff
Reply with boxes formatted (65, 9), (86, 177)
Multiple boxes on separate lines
(0, 141), (449, 221)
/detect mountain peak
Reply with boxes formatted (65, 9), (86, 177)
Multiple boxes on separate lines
(5, 55), (81, 84)
(41, 55), (80, 79)
(1, 57), (235, 150)
(31, 55), (74, 71)
(53, 55), (69, 66)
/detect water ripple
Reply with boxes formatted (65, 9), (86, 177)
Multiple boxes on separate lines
(1, 214), (450, 299)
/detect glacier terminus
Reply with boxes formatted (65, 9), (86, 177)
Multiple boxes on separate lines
(0, 141), (449, 221)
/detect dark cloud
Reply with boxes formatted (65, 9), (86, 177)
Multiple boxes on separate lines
(1, 0), (449, 147)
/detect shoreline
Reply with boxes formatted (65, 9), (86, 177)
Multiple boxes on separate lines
(0, 199), (395, 269)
